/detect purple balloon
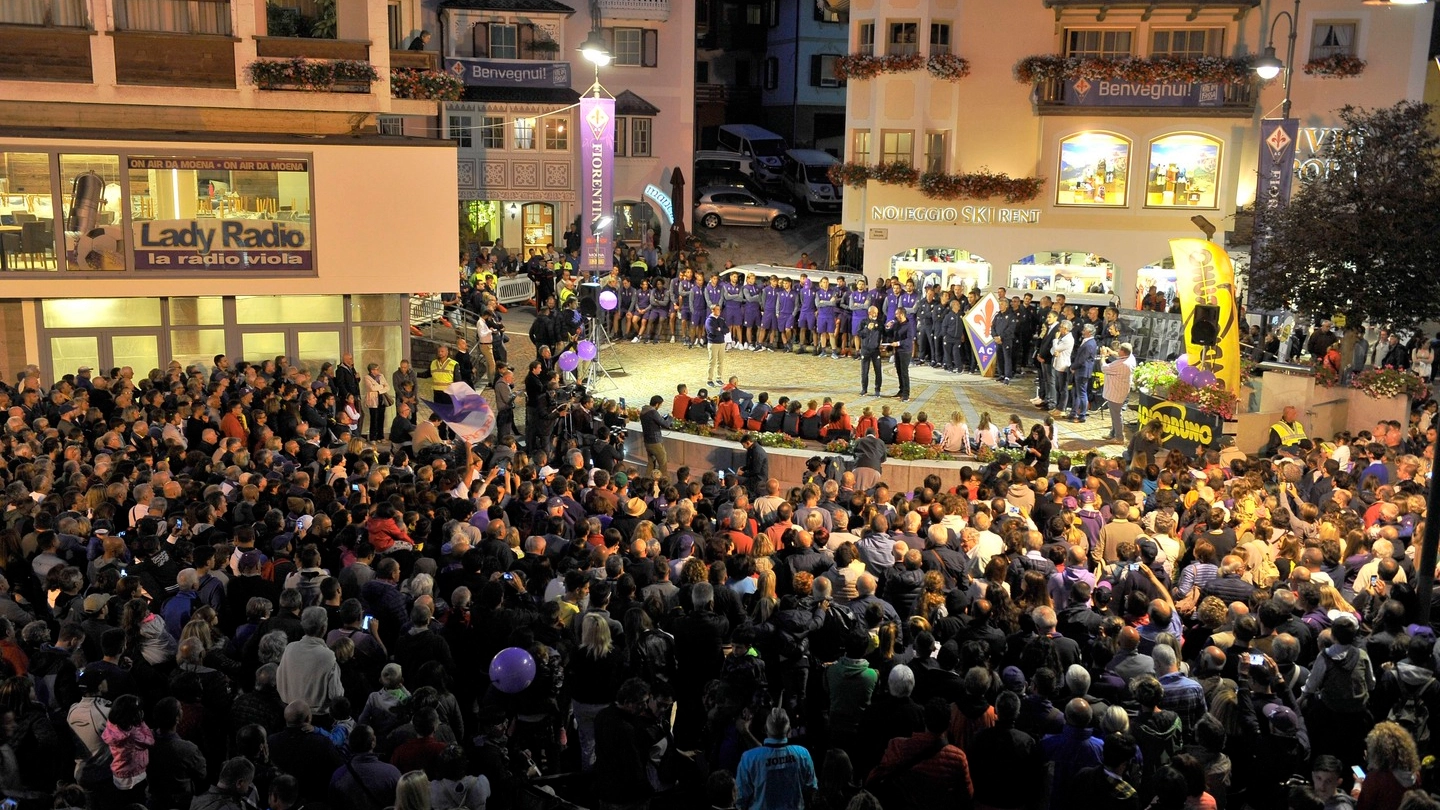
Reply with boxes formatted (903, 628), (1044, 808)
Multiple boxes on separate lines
(1192, 370), (1218, 388)
(488, 647), (536, 694)
(1175, 354), (1191, 373)
(558, 351), (579, 372)
(599, 290), (618, 311)
(1178, 365), (1200, 386)
(577, 340), (597, 361)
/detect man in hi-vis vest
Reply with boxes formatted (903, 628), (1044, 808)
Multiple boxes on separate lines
(1263, 405), (1308, 458)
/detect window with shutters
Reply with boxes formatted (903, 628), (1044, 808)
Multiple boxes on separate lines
(607, 27), (657, 67)
(851, 130), (871, 164)
(513, 118), (536, 150)
(763, 57), (778, 89)
(448, 115), (472, 148)
(1065, 29), (1133, 58)
(489, 23), (518, 59)
(630, 118), (652, 157)
(815, 1), (845, 24)
(888, 22), (918, 56)
(1310, 21), (1357, 60)
(810, 54), (844, 88)
(615, 117), (628, 157)
(880, 130), (913, 165)
(480, 116), (505, 149)
(1151, 28), (1223, 58)
(930, 23), (950, 55)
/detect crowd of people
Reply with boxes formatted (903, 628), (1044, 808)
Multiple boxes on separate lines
(0, 304), (1437, 810)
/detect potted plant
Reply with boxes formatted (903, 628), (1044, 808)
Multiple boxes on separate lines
(526, 38), (560, 56)
(1303, 54), (1366, 79)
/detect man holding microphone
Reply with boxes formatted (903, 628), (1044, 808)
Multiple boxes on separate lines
(886, 307), (916, 402)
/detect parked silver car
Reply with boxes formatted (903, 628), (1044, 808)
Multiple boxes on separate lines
(694, 187), (797, 231)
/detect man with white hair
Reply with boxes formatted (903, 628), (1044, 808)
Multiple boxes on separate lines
(276, 606), (344, 715)
(161, 567), (201, 638)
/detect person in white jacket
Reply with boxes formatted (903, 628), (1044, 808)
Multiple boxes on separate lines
(1050, 320), (1075, 415)
(275, 606), (345, 715)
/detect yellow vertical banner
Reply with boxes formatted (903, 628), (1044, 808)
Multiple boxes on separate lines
(1169, 238), (1241, 394)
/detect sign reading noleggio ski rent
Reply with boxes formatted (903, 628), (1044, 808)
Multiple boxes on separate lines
(128, 155), (313, 271)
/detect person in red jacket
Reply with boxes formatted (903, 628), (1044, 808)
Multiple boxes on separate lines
(867, 698), (974, 808)
(894, 413), (915, 444)
(913, 412), (936, 445)
(714, 391), (744, 431)
(364, 505), (414, 553)
(672, 383), (692, 422)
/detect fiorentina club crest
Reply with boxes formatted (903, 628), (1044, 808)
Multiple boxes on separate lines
(586, 104), (610, 140)
(1265, 124), (1292, 160)
(963, 293), (1001, 378)
(1071, 78), (1092, 96)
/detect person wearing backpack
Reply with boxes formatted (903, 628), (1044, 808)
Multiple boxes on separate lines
(1375, 635), (1439, 757)
(1301, 613), (1375, 764)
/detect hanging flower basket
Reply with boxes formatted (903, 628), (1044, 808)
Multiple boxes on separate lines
(1303, 54), (1366, 79)
(390, 68), (464, 100)
(246, 57), (378, 92)
(828, 162), (1044, 203)
(1013, 54), (1254, 85)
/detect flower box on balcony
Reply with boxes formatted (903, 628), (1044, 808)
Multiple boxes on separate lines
(390, 68), (464, 101)
(1303, 54), (1366, 79)
(1013, 54), (1254, 85)
(245, 57), (377, 92)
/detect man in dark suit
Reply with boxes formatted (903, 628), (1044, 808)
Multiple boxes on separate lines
(1069, 324), (1099, 423)
(738, 433), (769, 500)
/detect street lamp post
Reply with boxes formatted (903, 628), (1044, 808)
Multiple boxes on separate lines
(1252, 0), (1300, 118)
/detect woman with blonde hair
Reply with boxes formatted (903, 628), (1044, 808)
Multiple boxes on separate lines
(939, 410), (970, 454)
(916, 571), (948, 622)
(750, 569), (778, 624)
(394, 770), (432, 810)
(1357, 722), (1421, 808)
(567, 612), (621, 771)
(1319, 584), (1360, 622)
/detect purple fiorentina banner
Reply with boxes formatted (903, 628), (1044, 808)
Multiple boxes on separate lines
(963, 292), (1000, 378)
(581, 96), (615, 278)
(1252, 118), (1300, 263)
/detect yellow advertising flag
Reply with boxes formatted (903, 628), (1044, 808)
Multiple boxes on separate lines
(1169, 238), (1241, 395)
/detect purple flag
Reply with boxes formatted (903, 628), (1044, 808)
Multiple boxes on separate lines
(1252, 118), (1299, 263)
(580, 96), (615, 278)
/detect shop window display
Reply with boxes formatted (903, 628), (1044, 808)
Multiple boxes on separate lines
(889, 247), (991, 292)
(1145, 133), (1221, 208)
(1056, 132), (1129, 207)
(1010, 251), (1115, 299)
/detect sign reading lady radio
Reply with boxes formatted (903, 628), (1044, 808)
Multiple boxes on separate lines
(128, 156), (313, 271)
(1136, 393), (1223, 458)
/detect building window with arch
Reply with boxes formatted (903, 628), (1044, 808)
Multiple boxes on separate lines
(1145, 132), (1221, 208)
(1056, 132), (1129, 206)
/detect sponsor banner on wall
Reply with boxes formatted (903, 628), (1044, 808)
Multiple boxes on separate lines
(580, 95), (615, 278)
(1063, 79), (1226, 107)
(1137, 392), (1223, 458)
(445, 58), (572, 88)
(133, 219), (312, 270)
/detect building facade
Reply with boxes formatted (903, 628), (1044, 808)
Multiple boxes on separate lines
(839, 0), (1433, 308)
(0, 0), (456, 383)
(438, 0), (694, 257)
(762, 0), (849, 153)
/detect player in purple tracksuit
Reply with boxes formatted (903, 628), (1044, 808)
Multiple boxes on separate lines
(797, 274), (817, 353)
(615, 277), (636, 338)
(721, 271), (744, 343)
(646, 278), (671, 343)
(628, 279), (651, 342)
(742, 273), (763, 350)
(815, 277), (840, 358)
(884, 282), (901, 321)
(848, 280), (871, 358)
(759, 276), (780, 351)
(776, 278), (798, 352)
(699, 274), (723, 348)
(674, 270), (695, 345)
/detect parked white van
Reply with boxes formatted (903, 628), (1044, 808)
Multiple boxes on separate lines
(716, 124), (788, 184)
(781, 149), (841, 212)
